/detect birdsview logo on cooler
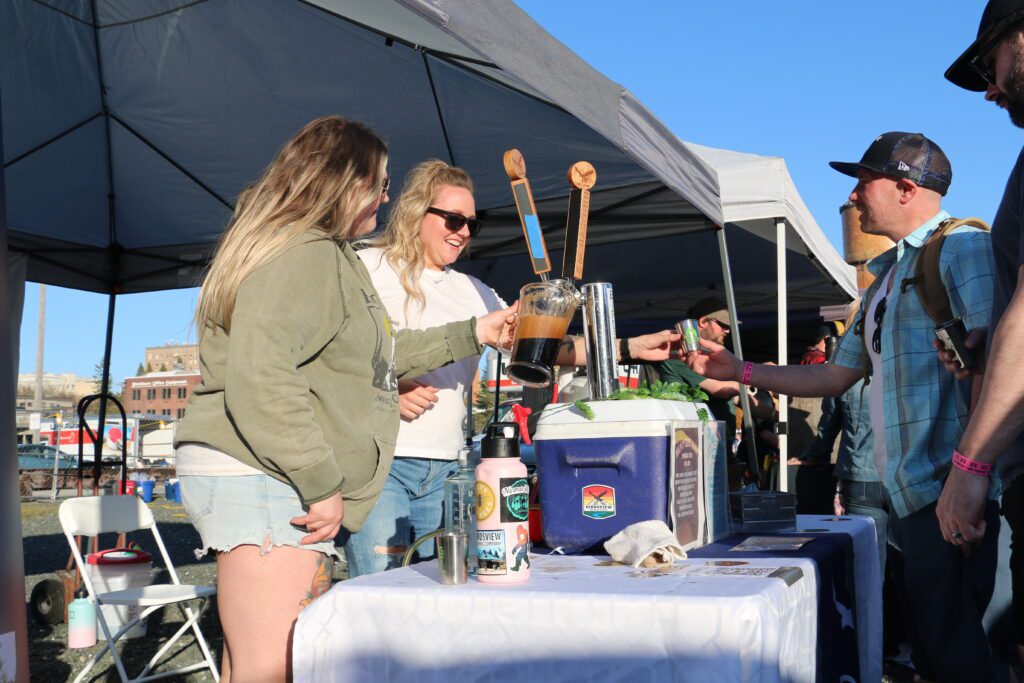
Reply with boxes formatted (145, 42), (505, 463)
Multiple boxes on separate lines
(581, 485), (615, 519)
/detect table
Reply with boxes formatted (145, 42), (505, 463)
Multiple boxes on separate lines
(293, 515), (880, 683)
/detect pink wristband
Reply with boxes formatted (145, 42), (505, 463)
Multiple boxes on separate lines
(740, 361), (753, 385)
(953, 449), (993, 476)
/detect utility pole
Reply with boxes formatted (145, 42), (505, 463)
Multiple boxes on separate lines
(33, 284), (45, 421)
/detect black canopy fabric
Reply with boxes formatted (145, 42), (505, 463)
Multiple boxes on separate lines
(2, 0), (855, 317)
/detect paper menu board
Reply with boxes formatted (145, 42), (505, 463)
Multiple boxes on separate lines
(670, 425), (704, 550)
(669, 420), (729, 551)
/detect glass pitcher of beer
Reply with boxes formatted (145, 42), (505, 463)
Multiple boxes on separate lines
(507, 279), (581, 388)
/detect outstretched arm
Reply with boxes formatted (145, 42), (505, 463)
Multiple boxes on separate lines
(554, 330), (683, 366)
(686, 338), (861, 398)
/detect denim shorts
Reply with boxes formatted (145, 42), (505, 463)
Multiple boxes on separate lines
(179, 473), (339, 559)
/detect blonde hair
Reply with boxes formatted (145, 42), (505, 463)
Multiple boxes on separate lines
(367, 160), (474, 320)
(196, 116), (388, 332)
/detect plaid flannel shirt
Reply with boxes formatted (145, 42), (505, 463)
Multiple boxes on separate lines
(832, 211), (999, 518)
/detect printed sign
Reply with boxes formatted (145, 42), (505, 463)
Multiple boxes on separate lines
(477, 529), (507, 576)
(671, 427), (701, 548)
(581, 484), (616, 520)
(499, 477), (530, 523)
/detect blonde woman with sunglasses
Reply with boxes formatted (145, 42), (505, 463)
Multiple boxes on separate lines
(346, 160), (681, 577)
(174, 126), (514, 681)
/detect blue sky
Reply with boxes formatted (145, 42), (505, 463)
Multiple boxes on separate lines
(15, 1), (1021, 387)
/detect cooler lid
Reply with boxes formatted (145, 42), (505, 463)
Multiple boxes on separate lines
(536, 398), (709, 426)
(87, 548), (153, 565)
(534, 398), (713, 440)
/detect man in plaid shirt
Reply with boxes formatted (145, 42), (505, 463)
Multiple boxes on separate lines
(686, 132), (999, 681)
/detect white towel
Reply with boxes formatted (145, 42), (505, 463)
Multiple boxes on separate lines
(603, 520), (687, 568)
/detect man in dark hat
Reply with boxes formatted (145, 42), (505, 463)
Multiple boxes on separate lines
(685, 131), (998, 681)
(946, 0), (1024, 672)
(658, 296), (744, 448)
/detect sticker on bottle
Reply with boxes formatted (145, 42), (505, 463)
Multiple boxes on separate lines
(477, 529), (507, 575)
(509, 524), (531, 573)
(499, 477), (530, 523)
(476, 481), (495, 521)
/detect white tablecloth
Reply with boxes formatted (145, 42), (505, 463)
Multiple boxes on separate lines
(293, 515), (880, 683)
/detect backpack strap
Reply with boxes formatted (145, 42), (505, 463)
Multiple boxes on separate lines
(903, 217), (991, 325)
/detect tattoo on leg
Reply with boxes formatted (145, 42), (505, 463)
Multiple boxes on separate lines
(299, 554), (333, 608)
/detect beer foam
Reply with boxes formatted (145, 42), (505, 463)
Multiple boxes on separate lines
(516, 314), (571, 340)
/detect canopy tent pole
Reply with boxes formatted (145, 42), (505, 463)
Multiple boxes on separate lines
(776, 218), (789, 492)
(716, 225), (759, 482)
(0, 82), (31, 683)
(92, 291), (117, 487)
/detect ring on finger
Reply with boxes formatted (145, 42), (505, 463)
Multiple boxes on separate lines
(951, 530), (964, 540)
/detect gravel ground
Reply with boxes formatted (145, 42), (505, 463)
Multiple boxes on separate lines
(21, 491), (349, 682)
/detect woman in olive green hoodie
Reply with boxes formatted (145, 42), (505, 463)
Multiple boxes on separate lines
(173, 116), (515, 681)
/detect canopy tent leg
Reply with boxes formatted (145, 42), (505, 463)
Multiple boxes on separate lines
(776, 218), (789, 492)
(0, 86), (31, 683)
(93, 292), (117, 490)
(716, 225), (759, 483)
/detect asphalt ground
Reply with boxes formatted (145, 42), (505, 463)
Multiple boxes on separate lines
(20, 492), (348, 682)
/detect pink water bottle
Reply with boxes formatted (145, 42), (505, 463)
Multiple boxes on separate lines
(68, 587), (97, 648)
(475, 422), (531, 583)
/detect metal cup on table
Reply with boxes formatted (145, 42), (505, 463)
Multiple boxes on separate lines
(675, 319), (702, 354)
(437, 532), (469, 585)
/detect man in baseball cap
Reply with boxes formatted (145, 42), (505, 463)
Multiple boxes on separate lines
(944, 1), (1024, 676)
(683, 131), (998, 681)
(829, 131), (952, 197)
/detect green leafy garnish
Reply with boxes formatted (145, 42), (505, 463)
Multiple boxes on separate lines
(696, 408), (710, 423)
(605, 381), (709, 404)
(574, 399), (595, 420)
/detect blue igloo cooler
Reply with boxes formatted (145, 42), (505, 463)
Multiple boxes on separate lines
(533, 399), (728, 553)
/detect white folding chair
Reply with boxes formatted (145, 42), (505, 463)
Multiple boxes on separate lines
(59, 495), (220, 682)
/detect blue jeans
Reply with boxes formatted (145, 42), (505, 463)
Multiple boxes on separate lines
(341, 457), (458, 578)
(840, 479), (890, 573)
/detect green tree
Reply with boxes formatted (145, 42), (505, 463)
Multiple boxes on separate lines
(136, 362), (146, 376)
(86, 358), (122, 416)
(473, 380), (495, 434)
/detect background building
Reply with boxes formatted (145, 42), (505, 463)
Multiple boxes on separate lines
(123, 370), (201, 419)
(16, 372), (93, 401)
(145, 342), (199, 373)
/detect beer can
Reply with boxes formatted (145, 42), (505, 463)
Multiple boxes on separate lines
(675, 319), (701, 353)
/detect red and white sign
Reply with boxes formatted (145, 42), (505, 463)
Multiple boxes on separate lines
(40, 422), (135, 455)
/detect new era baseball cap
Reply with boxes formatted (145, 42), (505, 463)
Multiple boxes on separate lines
(829, 132), (952, 196)
(946, 0), (1024, 91)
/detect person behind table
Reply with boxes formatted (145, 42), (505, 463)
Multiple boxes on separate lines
(346, 159), (685, 576)
(658, 297), (737, 439)
(172, 118), (514, 680)
(945, 1), (1024, 672)
(657, 296), (769, 453)
(684, 131), (1000, 681)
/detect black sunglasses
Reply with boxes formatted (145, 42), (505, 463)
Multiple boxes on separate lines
(970, 12), (1024, 85)
(426, 207), (481, 237)
(871, 295), (887, 354)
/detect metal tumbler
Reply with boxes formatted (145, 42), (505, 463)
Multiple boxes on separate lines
(676, 319), (701, 353)
(437, 532), (469, 585)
